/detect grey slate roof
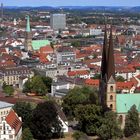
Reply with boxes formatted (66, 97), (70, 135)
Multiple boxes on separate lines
(0, 101), (14, 109)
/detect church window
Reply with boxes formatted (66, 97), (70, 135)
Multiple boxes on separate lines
(110, 86), (114, 92)
(110, 95), (113, 100)
(110, 104), (113, 109)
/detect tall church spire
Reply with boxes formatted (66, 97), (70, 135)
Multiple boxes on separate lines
(99, 24), (108, 107)
(25, 15), (32, 51)
(107, 26), (115, 81)
(99, 25), (116, 111)
(101, 24), (108, 80)
(26, 15), (31, 32)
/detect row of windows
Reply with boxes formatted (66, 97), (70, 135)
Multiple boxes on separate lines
(5, 70), (30, 75)
(0, 126), (11, 132)
(0, 135), (13, 139)
(0, 110), (9, 116)
(6, 76), (19, 81)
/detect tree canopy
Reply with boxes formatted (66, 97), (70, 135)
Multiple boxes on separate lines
(41, 76), (52, 93)
(23, 75), (48, 96)
(97, 111), (123, 140)
(72, 131), (89, 140)
(124, 105), (140, 137)
(116, 75), (125, 82)
(30, 101), (62, 140)
(13, 101), (35, 128)
(3, 84), (14, 96)
(22, 128), (33, 140)
(62, 86), (98, 119)
(75, 104), (102, 135)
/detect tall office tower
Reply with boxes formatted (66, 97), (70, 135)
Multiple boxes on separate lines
(24, 15), (33, 51)
(1, 3), (3, 21)
(50, 14), (66, 30)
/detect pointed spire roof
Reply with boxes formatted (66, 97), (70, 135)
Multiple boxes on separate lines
(101, 24), (108, 80)
(26, 15), (31, 32)
(107, 26), (115, 81)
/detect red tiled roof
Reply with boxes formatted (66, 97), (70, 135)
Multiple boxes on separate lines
(116, 81), (134, 90)
(117, 35), (126, 45)
(133, 35), (140, 41)
(85, 58), (101, 64)
(130, 77), (138, 87)
(0, 60), (16, 67)
(68, 70), (89, 77)
(39, 46), (54, 54)
(0, 48), (7, 54)
(5, 109), (22, 136)
(76, 53), (88, 59)
(85, 79), (99, 87)
(137, 75), (140, 79)
(116, 65), (135, 73)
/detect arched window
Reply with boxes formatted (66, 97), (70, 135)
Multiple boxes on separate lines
(110, 104), (113, 109)
(110, 95), (113, 100)
(118, 115), (123, 124)
(110, 86), (114, 92)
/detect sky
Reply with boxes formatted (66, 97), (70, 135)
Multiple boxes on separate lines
(0, 0), (140, 7)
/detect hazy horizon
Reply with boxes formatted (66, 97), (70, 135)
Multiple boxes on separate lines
(0, 0), (140, 7)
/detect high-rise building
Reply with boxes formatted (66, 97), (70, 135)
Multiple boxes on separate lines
(50, 14), (66, 30)
(1, 3), (3, 21)
(24, 15), (33, 51)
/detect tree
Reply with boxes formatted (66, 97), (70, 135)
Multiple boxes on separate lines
(13, 102), (35, 128)
(72, 131), (89, 140)
(71, 41), (80, 47)
(97, 111), (122, 140)
(23, 80), (32, 93)
(2, 82), (7, 90)
(31, 75), (48, 96)
(23, 75), (48, 96)
(41, 76), (52, 93)
(22, 128), (33, 140)
(30, 101), (62, 140)
(75, 104), (102, 135)
(92, 74), (101, 79)
(124, 105), (140, 137)
(3, 85), (14, 96)
(116, 76), (125, 82)
(62, 86), (98, 119)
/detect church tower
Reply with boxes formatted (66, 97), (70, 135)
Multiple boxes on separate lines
(99, 25), (116, 112)
(25, 15), (32, 51)
(99, 24), (108, 107)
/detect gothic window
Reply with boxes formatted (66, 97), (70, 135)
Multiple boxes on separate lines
(110, 95), (113, 100)
(110, 86), (114, 92)
(110, 104), (113, 109)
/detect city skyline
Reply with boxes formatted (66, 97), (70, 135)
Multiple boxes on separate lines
(0, 0), (140, 7)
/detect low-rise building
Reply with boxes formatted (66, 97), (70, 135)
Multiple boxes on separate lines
(0, 66), (34, 86)
(56, 47), (76, 65)
(0, 101), (22, 140)
(51, 81), (70, 98)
